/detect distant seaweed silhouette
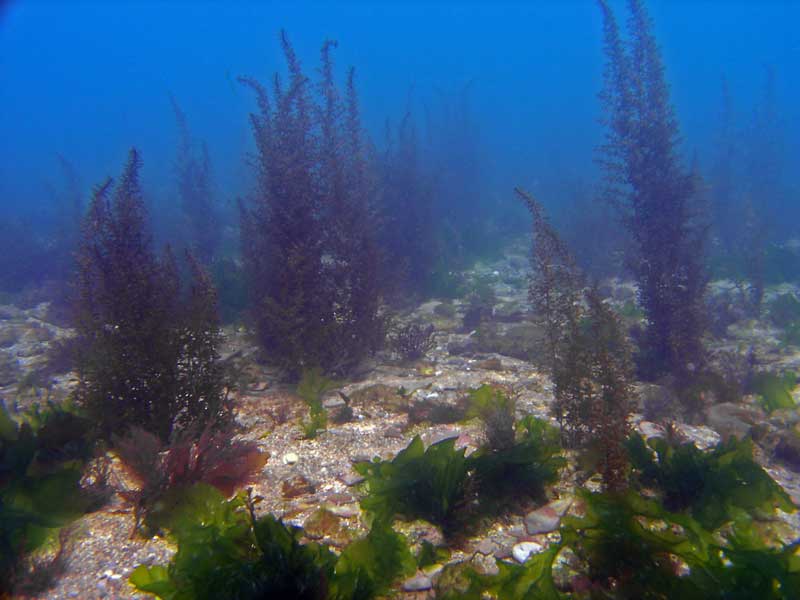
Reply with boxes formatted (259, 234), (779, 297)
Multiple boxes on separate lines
(379, 109), (437, 298)
(170, 95), (220, 265)
(597, 0), (708, 380)
(239, 32), (385, 378)
(74, 149), (229, 440)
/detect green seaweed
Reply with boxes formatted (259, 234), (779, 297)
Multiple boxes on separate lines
(466, 384), (516, 451)
(297, 367), (339, 439)
(436, 546), (562, 600)
(750, 371), (797, 413)
(0, 401), (95, 594)
(627, 433), (795, 530)
(130, 485), (337, 600)
(355, 417), (564, 532)
(329, 520), (416, 600)
(130, 484), (414, 600)
(468, 415), (565, 510)
(354, 435), (472, 532)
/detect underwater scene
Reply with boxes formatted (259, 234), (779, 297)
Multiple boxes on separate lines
(1, 0), (800, 597)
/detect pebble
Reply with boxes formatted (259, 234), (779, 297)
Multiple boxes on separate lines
(524, 498), (572, 535)
(383, 426), (404, 439)
(512, 541), (544, 563)
(282, 452), (299, 465)
(475, 538), (497, 555)
(402, 572), (433, 592)
(340, 472), (365, 486)
(323, 396), (346, 409)
(281, 474), (315, 498)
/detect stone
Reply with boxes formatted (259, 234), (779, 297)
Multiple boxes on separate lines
(706, 403), (763, 441)
(340, 472), (365, 486)
(0, 354), (19, 387)
(474, 357), (504, 371)
(303, 508), (342, 540)
(524, 498), (572, 535)
(639, 383), (681, 421)
(349, 383), (407, 411)
(282, 452), (299, 465)
(281, 474), (315, 498)
(383, 425), (404, 439)
(0, 327), (20, 348)
(322, 395), (346, 409)
(774, 431), (800, 472)
(512, 541), (544, 563)
(475, 538), (497, 555)
(402, 573), (433, 592)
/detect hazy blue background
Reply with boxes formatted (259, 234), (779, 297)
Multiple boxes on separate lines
(1, 0), (798, 230)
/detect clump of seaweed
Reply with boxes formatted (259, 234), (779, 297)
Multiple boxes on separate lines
(749, 371), (797, 414)
(626, 433), (794, 530)
(437, 490), (800, 599)
(73, 149), (230, 441)
(466, 384), (516, 451)
(296, 367), (339, 439)
(468, 415), (565, 511)
(113, 425), (267, 535)
(389, 321), (436, 362)
(462, 276), (497, 331)
(355, 417), (564, 534)
(239, 33), (385, 378)
(130, 484), (415, 600)
(355, 436), (473, 534)
(0, 401), (99, 596)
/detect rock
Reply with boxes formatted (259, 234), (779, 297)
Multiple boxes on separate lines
(447, 339), (478, 357)
(281, 474), (315, 498)
(327, 504), (360, 518)
(512, 541), (544, 563)
(474, 357), (505, 371)
(433, 302), (457, 319)
(706, 403), (763, 441)
(475, 538), (497, 555)
(282, 452), (299, 465)
(524, 498), (572, 535)
(774, 431), (800, 472)
(0, 306), (20, 320)
(0, 354), (20, 387)
(0, 327), (20, 348)
(340, 472), (365, 486)
(407, 391), (468, 425)
(23, 324), (53, 343)
(402, 573), (433, 592)
(383, 425), (404, 439)
(349, 383), (408, 411)
(494, 302), (526, 323)
(322, 395), (346, 409)
(637, 420), (665, 440)
(639, 383), (681, 422)
(303, 508), (342, 540)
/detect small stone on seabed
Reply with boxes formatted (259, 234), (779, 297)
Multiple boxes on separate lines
(525, 497), (572, 535)
(340, 472), (365, 486)
(402, 572), (433, 591)
(281, 474), (315, 498)
(384, 426), (404, 439)
(283, 452), (299, 465)
(512, 541), (544, 563)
